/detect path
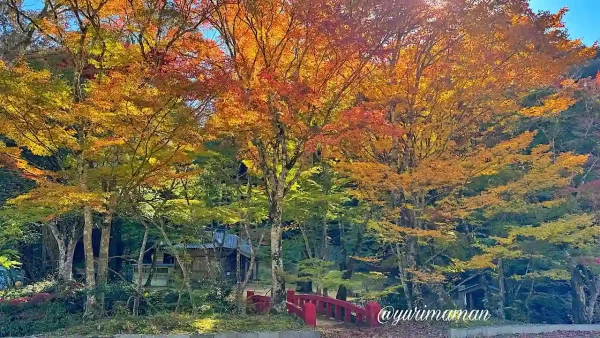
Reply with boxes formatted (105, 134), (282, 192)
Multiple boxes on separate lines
(319, 322), (448, 338)
(316, 314), (352, 328)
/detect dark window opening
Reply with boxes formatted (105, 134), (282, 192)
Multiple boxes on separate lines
(163, 253), (175, 264)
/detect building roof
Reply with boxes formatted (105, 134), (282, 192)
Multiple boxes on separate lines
(171, 231), (253, 257)
(458, 283), (500, 294)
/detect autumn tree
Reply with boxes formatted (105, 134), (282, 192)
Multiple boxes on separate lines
(207, 0), (397, 309)
(333, 0), (594, 309)
(0, 0), (221, 316)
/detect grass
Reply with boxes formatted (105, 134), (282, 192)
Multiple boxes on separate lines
(53, 312), (308, 336)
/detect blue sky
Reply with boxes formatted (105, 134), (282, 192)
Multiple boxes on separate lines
(529, 0), (599, 45)
(20, 0), (599, 46)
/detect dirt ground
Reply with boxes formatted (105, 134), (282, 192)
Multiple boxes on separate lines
(319, 322), (449, 338)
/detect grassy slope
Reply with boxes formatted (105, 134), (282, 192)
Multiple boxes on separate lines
(53, 313), (307, 336)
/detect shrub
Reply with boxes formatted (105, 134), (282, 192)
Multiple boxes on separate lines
(143, 280), (234, 314)
(0, 300), (81, 336)
(0, 279), (57, 300)
(56, 312), (306, 335)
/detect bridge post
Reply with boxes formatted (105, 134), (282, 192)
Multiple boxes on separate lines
(303, 301), (317, 327)
(246, 290), (255, 310)
(286, 289), (296, 304)
(365, 301), (382, 327)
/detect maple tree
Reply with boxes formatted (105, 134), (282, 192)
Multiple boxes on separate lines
(442, 74), (600, 322)
(331, 0), (594, 309)
(206, 0), (394, 309)
(0, 0), (221, 316)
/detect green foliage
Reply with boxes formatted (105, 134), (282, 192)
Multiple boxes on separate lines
(0, 306), (305, 337)
(291, 258), (387, 297)
(0, 301), (81, 337)
(0, 279), (56, 299)
(0, 279), (251, 336)
(144, 280), (234, 314)
(54, 313), (306, 335)
(294, 259), (353, 291)
(0, 252), (19, 268)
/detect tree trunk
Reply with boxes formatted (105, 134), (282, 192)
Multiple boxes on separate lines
(572, 265), (589, 324)
(82, 204), (98, 317)
(269, 195), (286, 312)
(320, 220), (328, 260)
(497, 259), (506, 320)
(336, 269), (351, 301)
(42, 226), (59, 273)
(133, 225), (149, 316)
(336, 212), (368, 301)
(65, 238), (76, 281)
(110, 219), (124, 277)
(235, 226), (266, 314)
(297, 222), (313, 293)
(157, 224), (195, 313)
(96, 212), (113, 313)
(234, 284), (246, 314)
(395, 244), (413, 309)
(47, 221), (79, 282)
(145, 247), (158, 287)
(586, 276), (600, 324)
(54, 240), (67, 280)
(525, 279), (535, 323)
(235, 241), (245, 314)
(78, 151), (99, 318)
(97, 207), (115, 285)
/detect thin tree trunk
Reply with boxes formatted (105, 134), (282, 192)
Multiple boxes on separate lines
(235, 240), (244, 314)
(299, 223), (314, 259)
(336, 213), (368, 301)
(497, 259), (506, 320)
(97, 206), (115, 285)
(82, 204), (97, 317)
(297, 223), (313, 293)
(320, 221), (328, 260)
(77, 149), (99, 318)
(236, 226), (266, 314)
(144, 245), (158, 287)
(525, 279), (535, 323)
(319, 220), (329, 297)
(586, 276), (600, 324)
(133, 225), (149, 316)
(269, 194), (286, 311)
(572, 265), (588, 324)
(65, 238), (76, 281)
(41, 234), (48, 275)
(406, 237), (421, 306)
(395, 243), (413, 309)
(157, 223), (195, 313)
(96, 211), (113, 313)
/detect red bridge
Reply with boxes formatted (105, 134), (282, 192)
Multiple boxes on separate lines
(247, 290), (381, 328)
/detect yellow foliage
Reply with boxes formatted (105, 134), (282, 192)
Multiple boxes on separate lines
(520, 94), (575, 117)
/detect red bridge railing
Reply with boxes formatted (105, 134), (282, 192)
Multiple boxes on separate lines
(286, 298), (317, 326)
(246, 290), (270, 312)
(246, 289), (381, 328)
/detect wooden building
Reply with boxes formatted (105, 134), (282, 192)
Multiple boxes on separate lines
(456, 275), (499, 310)
(132, 231), (258, 286)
